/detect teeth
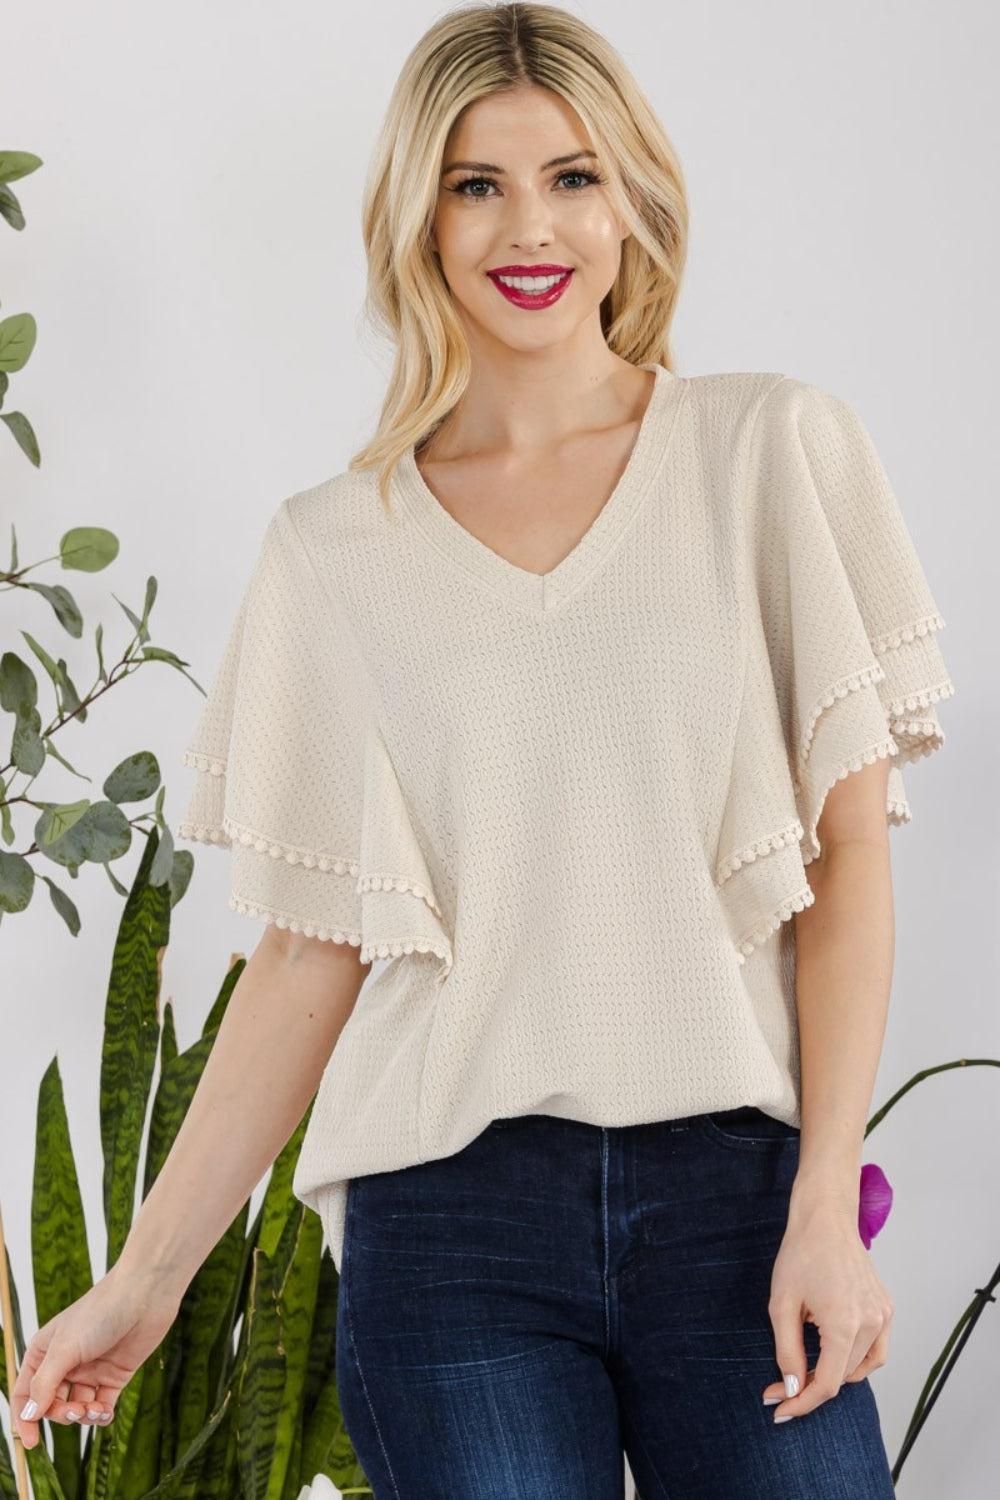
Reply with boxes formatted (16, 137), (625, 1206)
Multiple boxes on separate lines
(495, 272), (568, 292)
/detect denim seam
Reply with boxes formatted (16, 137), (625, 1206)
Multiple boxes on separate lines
(696, 1115), (800, 1151)
(620, 1399), (674, 1499)
(343, 1199), (401, 1498)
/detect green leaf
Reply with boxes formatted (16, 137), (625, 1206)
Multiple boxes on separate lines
(100, 828), (170, 1270)
(143, 575), (158, 620)
(235, 1249), (287, 1499)
(114, 593), (148, 641)
(34, 799), (132, 872)
(22, 581), (83, 636)
(0, 649), (38, 714)
(0, 409), (40, 465)
(55, 659), (85, 716)
(93, 623), (106, 684)
(11, 704), (45, 775)
(168, 846), (194, 905)
(102, 858), (130, 896)
(0, 849), (34, 912)
(149, 820), (174, 887)
(0, 150), (44, 184)
(21, 632), (86, 719)
(142, 1028), (250, 1496)
(33, 1059), (93, 1495)
(0, 371), (7, 411)
(60, 526), (119, 573)
(0, 185), (25, 232)
(0, 312), (36, 371)
(35, 798), (91, 845)
(40, 873), (82, 934)
(43, 734), (91, 780)
(104, 751), (161, 805)
(139, 646), (206, 693)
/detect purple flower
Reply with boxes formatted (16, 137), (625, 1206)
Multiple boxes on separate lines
(858, 1162), (893, 1248)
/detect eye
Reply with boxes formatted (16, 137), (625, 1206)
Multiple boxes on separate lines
(446, 168), (606, 199)
(448, 176), (498, 198)
(556, 169), (605, 190)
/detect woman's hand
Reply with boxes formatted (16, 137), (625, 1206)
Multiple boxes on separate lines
(10, 1262), (182, 1450)
(762, 1190), (894, 1421)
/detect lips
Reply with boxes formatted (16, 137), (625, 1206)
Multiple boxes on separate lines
(486, 266), (574, 311)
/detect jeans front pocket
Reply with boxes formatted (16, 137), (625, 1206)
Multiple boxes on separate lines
(694, 1105), (801, 1150)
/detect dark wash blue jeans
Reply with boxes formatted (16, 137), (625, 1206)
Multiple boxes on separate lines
(335, 1109), (896, 1498)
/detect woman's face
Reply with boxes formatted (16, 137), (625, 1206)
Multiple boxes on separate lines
(430, 84), (628, 356)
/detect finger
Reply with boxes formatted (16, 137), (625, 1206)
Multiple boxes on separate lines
(844, 1322), (891, 1383)
(774, 1329), (851, 1420)
(63, 1381), (99, 1407)
(768, 1296), (808, 1411)
(14, 1338), (82, 1447)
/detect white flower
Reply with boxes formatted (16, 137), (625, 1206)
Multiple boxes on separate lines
(295, 1476), (340, 1499)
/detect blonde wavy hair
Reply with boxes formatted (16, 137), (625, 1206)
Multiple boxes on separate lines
(349, 0), (689, 510)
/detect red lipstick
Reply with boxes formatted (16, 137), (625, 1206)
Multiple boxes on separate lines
(486, 263), (573, 310)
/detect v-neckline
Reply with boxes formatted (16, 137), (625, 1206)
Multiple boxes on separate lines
(393, 361), (688, 614)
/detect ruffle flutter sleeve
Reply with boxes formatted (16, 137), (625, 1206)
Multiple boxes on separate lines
(714, 376), (956, 964)
(174, 496), (369, 946)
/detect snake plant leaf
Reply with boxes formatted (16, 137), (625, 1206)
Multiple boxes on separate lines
(83, 1369), (146, 1500)
(22, 1440), (69, 1500)
(269, 1206), (323, 1498)
(301, 1251), (337, 1425)
(201, 956), (245, 1038)
(137, 1387), (234, 1500)
(140, 1020), (252, 1493)
(0, 1427), (16, 1500)
(99, 828), (169, 1270)
(33, 1057), (94, 1499)
(299, 1253), (365, 1489)
(103, 751), (161, 806)
(235, 1248), (286, 1499)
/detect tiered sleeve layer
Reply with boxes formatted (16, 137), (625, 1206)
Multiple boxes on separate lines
(715, 377), (956, 962)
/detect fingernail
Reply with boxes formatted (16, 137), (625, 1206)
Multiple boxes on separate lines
(774, 1410), (795, 1423)
(783, 1373), (800, 1397)
(20, 1400), (38, 1420)
(65, 1410), (80, 1422)
(762, 1395), (782, 1405)
(86, 1408), (102, 1420)
(99, 1412), (113, 1423)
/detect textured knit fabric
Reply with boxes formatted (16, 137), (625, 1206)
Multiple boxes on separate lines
(174, 363), (956, 1272)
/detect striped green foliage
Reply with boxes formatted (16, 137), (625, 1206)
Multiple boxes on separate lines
(1, 826), (369, 1496)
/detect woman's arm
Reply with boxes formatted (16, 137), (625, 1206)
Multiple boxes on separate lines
(116, 927), (371, 1300)
(793, 754), (896, 1206)
(763, 755), (897, 1421)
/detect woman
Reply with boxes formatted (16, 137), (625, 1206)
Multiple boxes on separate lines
(13, 4), (955, 1496)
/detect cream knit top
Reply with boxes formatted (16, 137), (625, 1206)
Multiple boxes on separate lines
(175, 363), (956, 1272)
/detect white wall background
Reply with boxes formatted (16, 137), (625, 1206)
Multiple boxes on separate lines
(2, 2), (996, 1496)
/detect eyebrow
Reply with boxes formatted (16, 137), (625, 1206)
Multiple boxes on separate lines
(440, 148), (599, 175)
